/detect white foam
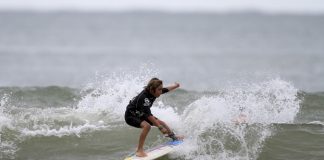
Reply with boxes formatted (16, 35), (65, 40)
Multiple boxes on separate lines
(76, 66), (158, 122)
(0, 94), (17, 159)
(0, 70), (302, 160)
(21, 121), (107, 138)
(75, 67), (184, 138)
(6, 105), (113, 139)
(9, 67), (159, 139)
(75, 72), (300, 160)
(222, 78), (301, 124)
(0, 95), (12, 131)
(308, 121), (324, 126)
(0, 66), (159, 142)
(151, 101), (182, 130)
(174, 78), (300, 160)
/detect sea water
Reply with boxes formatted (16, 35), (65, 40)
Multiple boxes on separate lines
(1, 11), (324, 160)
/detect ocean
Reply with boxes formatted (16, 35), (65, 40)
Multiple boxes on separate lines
(0, 11), (324, 160)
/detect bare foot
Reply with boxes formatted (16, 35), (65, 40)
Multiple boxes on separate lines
(136, 150), (147, 157)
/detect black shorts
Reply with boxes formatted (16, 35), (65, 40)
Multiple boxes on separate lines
(124, 110), (157, 128)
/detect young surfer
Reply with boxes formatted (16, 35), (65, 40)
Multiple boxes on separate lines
(124, 78), (182, 157)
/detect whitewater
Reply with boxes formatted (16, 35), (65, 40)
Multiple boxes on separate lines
(0, 70), (302, 160)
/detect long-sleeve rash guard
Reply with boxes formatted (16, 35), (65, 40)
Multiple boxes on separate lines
(126, 88), (169, 118)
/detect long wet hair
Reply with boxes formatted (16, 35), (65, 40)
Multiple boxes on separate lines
(145, 78), (163, 93)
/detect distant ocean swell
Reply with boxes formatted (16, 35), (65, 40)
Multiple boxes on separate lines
(0, 73), (323, 159)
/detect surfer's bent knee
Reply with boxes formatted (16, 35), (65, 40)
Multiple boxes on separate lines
(140, 121), (151, 130)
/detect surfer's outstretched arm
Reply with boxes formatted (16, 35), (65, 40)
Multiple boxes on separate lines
(165, 82), (180, 91)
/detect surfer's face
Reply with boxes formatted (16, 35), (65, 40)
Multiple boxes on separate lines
(152, 85), (163, 97)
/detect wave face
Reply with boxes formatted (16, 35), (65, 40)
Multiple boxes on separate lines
(1, 72), (322, 160)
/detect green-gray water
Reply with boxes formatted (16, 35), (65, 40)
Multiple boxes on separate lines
(1, 11), (324, 160)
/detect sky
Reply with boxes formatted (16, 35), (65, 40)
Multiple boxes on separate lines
(0, 0), (324, 14)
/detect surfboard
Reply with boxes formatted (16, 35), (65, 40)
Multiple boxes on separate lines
(124, 140), (183, 160)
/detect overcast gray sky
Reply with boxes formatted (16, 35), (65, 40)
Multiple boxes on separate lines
(0, 0), (324, 13)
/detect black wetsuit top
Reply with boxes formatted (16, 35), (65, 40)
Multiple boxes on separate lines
(126, 88), (169, 119)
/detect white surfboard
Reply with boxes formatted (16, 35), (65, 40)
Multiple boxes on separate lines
(124, 140), (183, 160)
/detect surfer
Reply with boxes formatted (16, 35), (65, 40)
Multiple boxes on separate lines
(124, 78), (182, 157)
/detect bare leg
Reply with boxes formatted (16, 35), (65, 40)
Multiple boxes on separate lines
(136, 121), (151, 157)
(157, 119), (184, 140)
(157, 120), (172, 134)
